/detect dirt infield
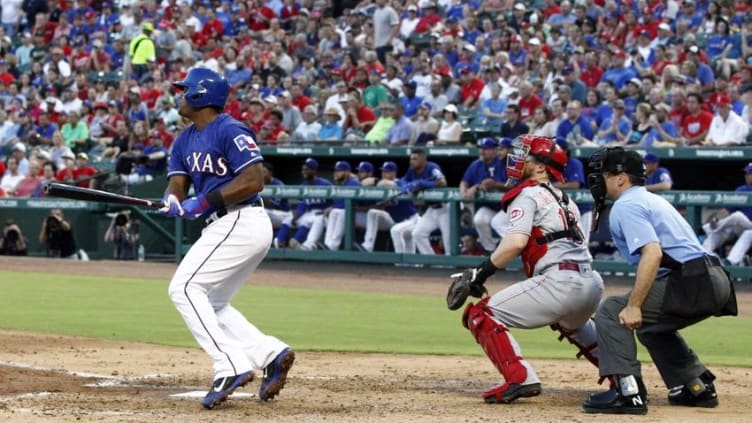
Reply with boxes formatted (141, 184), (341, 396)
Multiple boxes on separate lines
(0, 257), (750, 422)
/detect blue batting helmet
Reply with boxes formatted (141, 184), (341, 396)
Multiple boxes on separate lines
(172, 67), (229, 109)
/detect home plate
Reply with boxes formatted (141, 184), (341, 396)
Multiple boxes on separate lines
(170, 391), (255, 399)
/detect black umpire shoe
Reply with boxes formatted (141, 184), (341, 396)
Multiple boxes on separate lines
(583, 375), (648, 415)
(668, 370), (719, 408)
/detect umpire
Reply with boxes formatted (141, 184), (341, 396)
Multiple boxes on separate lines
(582, 147), (737, 415)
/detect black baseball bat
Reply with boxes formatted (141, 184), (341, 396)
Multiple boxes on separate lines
(43, 182), (163, 209)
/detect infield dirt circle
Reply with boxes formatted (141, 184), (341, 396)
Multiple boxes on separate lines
(0, 257), (750, 422)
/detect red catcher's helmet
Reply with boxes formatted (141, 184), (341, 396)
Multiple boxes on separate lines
(506, 135), (567, 182)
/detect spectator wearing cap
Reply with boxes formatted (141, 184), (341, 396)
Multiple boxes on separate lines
(705, 94), (749, 146)
(415, 1), (441, 34)
(400, 4), (420, 39)
(9, 141), (28, 174)
(460, 137), (509, 252)
(128, 21), (156, 80)
(437, 104), (463, 144)
(410, 101), (439, 145)
(15, 32), (34, 68)
(595, 99), (630, 145)
(562, 65), (587, 103)
(278, 158), (333, 250)
(684, 45), (716, 93)
(125, 88), (150, 129)
(499, 104), (529, 139)
(291, 105), (322, 142)
(55, 150), (77, 184)
(383, 102), (413, 145)
(643, 153), (673, 192)
(73, 153), (97, 188)
(317, 108), (344, 141)
(681, 92), (714, 146)
(363, 70), (390, 111)
(157, 97), (180, 131)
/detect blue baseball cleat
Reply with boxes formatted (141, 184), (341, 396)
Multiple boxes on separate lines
(259, 348), (296, 401)
(201, 371), (254, 409)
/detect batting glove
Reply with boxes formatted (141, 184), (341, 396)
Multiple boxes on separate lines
(159, 194), (184, 217)
(181, 194), (211, 220)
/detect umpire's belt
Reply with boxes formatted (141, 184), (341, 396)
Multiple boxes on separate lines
(681, 255), (722, 273)
(206, 198), (264, 225)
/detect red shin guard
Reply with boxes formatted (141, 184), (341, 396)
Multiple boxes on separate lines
(463, 298), (527, 386)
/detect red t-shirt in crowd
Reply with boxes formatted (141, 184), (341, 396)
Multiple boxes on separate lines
(461, 77), (485, 107)
(247, 6), (276, 31)
(75, 166), (97, 187)
(518, 94), (543, 121)
(580, 66), (603, 88)
(345, 105), (377, 132)
(681, 111), (713, 142)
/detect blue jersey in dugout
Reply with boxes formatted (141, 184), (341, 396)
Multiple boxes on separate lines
(267, 177), (291, 212)
(562, 157), (592, 214)
(402, 161), (446, 184)
(332, 177), (361, 209)
(728, 184), (752, 219)
(386, 179), (418, 222)
(167, 114), (263, 215)
(296, 177), (333, 215)
(609, 186), (707, 274)
(462, 156), (507, 211)
(646, 167), (673, 187)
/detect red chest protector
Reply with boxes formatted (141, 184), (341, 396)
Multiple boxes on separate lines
(502, 181), (585, 277)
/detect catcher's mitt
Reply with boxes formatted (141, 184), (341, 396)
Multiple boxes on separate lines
(446, 268), (488, 310)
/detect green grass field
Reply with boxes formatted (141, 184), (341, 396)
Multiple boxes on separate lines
(0, 271), (749, 366)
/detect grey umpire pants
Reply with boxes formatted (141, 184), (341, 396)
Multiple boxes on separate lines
(595, 278), (707, 388)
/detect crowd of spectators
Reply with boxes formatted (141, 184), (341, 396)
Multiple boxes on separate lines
(2, 0), (752, 199)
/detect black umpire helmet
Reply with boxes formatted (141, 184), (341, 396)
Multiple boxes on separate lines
(587, 147), (646, 184)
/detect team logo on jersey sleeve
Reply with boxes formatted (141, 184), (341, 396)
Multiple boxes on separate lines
(233, 134), (259, 152)
(509, 208), (524, 222)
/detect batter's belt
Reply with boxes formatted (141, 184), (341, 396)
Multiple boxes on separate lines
(205, 198), (264, 225)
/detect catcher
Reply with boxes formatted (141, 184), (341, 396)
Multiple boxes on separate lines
(446, 135), (604, 404)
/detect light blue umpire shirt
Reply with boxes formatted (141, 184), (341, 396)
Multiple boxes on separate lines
(609, 186), (708, 277)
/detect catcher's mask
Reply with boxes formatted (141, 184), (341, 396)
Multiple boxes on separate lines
(586, 147), (646, 231)
(506, 135), (567, 182)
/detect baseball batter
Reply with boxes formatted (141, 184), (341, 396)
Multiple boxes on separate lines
(159, 68), (294, 409)
(448, 135), (603, 404)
